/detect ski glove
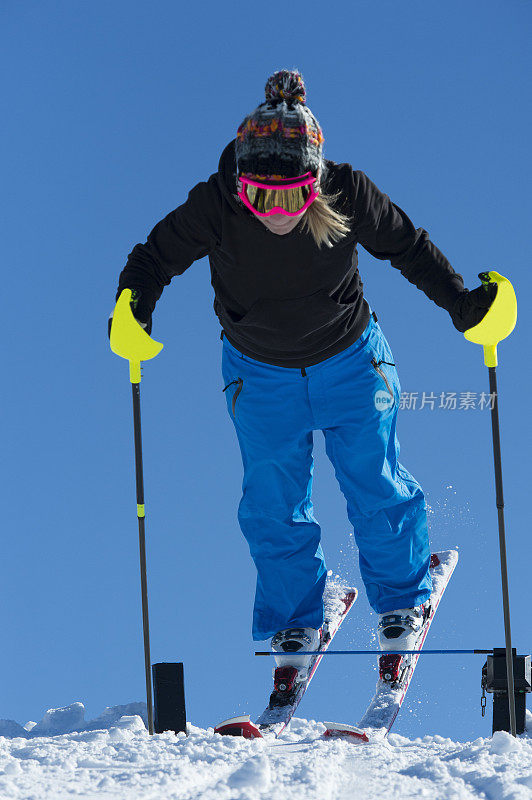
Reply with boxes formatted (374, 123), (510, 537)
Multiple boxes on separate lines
(450, 279), (497, 333)
(108, 289), (153, 339)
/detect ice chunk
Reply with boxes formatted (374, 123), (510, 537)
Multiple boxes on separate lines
(30, 702), (85, 736)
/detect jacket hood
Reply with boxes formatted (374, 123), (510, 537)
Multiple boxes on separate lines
(217, 139), (241, 213)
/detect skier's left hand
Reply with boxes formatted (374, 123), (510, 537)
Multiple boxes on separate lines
(108, 289), (153, 339)
(450, 280), (497, 333)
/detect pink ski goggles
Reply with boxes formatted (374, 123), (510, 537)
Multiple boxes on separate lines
(237, 172), (319, 217)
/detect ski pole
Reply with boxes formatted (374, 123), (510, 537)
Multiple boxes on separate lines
(255, 649), (492, 656)
(464, 270), (517, 735)
(110, 289), (164, 735)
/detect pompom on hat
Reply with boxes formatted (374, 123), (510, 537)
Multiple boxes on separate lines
(235, 70), (324, 180)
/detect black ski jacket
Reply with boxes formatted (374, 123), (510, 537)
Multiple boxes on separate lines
(117, 140), (465, 367)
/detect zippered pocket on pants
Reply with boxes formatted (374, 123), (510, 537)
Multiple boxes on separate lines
(223, 377), (243, 417)
(371, 358), (395, 402)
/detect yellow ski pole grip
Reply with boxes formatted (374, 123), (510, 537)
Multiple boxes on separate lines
(463, 271), (517, 367)
(109, 289), (163, 382)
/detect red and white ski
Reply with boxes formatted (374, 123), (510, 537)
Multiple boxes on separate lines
(215, 581), (358, 739)
(324, 550), (458, 743)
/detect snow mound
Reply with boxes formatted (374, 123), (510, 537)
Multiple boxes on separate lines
(0, 701), (147, 739)
(0, 720), (27, 739)
(0, 708), (530, 799)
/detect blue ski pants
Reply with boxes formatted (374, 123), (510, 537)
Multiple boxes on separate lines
(221, 315), (432, 640)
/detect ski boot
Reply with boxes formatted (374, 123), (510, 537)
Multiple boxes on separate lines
(269, 627), (321, 707)
(377, 604), (431, 685)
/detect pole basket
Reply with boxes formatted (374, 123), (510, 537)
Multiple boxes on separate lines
(152, 662), (187, 735)
(481, 649), (531, 735)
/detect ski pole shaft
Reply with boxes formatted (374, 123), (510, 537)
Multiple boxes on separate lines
(132, 380), (154, 736)
(255, 649), (492, 656)
(488, 366), (517, 736)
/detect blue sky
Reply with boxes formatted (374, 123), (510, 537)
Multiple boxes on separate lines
(2, 0), (530, 740)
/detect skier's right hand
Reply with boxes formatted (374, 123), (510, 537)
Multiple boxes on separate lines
(108, 289), (153, 339)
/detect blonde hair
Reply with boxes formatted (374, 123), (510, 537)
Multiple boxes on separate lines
(298, 187), (352, 248)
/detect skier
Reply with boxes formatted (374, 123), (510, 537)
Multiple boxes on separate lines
(113, 70), (495, 687)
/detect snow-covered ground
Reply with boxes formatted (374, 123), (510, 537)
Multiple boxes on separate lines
(0, 703), (530, 799)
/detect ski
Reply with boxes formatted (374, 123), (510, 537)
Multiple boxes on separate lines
(215, 582), (358, 739)
(324, 550), (458, 743)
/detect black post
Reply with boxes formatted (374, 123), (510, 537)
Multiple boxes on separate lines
(132, 381), (154, 735)
(482, 649), (531, 734)
(153, 663), (187, 734)
(487, 367), (517, 736)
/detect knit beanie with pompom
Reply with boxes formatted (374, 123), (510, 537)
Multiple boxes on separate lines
(235, 70), (324, 179)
